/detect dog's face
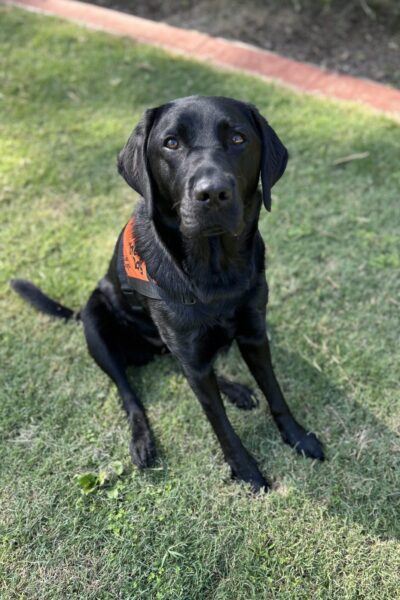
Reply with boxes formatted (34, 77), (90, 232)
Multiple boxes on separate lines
(118, 96), (288, 238)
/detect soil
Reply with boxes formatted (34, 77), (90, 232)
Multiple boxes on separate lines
(81, 0), (400, 88)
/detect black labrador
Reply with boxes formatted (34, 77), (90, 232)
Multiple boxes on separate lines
(11, 95), (324, 491)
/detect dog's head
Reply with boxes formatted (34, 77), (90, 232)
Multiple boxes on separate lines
(118, 96), (288, 238)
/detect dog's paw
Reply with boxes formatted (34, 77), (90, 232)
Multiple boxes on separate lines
(282, 425), (324, 461)
(129, 429), (156, 469)
(231, 466), (270, 493)
(220, 380), (258, 410)
(297, 431), (324, 460)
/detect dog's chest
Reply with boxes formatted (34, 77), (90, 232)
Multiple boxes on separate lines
(171, 296), (238, 330)
(149, 296), (240, 352)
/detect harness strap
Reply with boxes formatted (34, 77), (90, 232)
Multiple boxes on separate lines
(118, 217), (197, 305)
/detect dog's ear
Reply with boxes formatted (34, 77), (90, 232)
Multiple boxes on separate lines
(249, 105), (288, 212)
(117, 108), (157, 218)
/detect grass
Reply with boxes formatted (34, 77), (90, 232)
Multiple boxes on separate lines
(1, 6), (399, 598)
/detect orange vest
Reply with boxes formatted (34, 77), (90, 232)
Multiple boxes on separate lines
(118, 217), (196, 304)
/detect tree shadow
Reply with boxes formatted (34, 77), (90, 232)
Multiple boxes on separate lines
(129, 333), (399, 542)
(226, 335), (400, 542)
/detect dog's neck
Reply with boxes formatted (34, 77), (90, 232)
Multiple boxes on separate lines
(134, 197), (263, 304)
(183, 231), (246, 277)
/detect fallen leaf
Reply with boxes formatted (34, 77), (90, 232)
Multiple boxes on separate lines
(333, 152), (369, 166)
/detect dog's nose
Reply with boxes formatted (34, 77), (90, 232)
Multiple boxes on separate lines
(194, 180), (232, 205)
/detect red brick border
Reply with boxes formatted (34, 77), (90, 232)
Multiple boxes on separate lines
(4, 0), (400, 119)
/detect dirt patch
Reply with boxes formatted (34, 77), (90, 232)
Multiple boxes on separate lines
(81, 0), (400, 88)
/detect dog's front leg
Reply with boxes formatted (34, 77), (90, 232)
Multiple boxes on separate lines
(237, 336), (324, 460)
(82, 291), (156, 468)
(184, 366), (269, 492)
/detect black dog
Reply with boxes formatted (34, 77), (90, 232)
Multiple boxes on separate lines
(11, 96), (324, 491)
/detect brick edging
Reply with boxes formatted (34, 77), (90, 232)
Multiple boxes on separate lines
(3, 0), (400, 119)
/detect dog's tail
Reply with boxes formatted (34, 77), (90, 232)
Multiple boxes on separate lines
(10, 279), (80, 321)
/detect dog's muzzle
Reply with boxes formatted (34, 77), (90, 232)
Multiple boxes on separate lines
(179, 174), (243, 237)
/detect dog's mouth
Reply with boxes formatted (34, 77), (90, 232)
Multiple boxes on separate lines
(182, 222), (244, 239)
(202, 225), (227, 237)
(178, 196), (245, 239)
(180, 217), (246, 239)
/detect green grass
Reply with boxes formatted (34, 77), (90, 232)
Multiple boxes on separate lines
(1, 6), (399, 598)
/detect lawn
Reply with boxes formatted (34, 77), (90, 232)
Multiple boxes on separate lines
(0, 6), (399, 599)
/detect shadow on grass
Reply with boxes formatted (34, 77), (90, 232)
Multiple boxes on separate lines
(128, 333), (399, 542)
(254, 342), (399, 542)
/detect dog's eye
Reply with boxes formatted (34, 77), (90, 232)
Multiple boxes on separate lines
(164, 137), (179, 150)
(232, 133), (245, 145)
